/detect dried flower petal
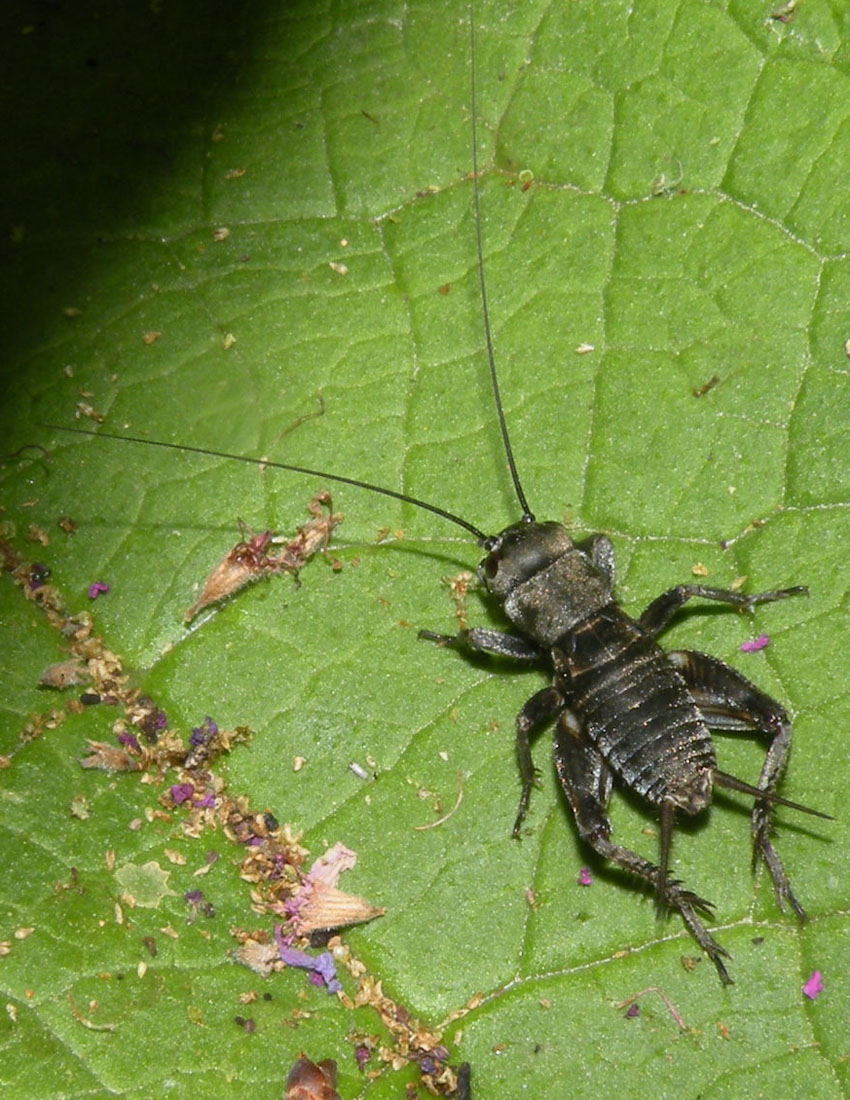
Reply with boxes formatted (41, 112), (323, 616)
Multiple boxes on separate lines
(290, 883), (385, 935)
(170, 783), (194, 805)
(285, 843), (384, 934)
(306, 842), (357, 887)
(80, 740), (142, 772)
(39, 658), (88, 689)
(190, 716), (218, 744)
(274, 927), (342, 993)
(233, 938), (279, 977)
(185, 494), (342, 620)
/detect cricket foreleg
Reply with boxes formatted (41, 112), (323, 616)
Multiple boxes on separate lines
(668, 648), (805, 919)
(418, 625), (556, 832)
(639, 583), (807, 637)
(418, 625), (544, 662)
(553, 711), (732, 983)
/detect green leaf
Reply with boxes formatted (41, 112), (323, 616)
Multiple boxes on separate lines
(2, 1), (848, 1098)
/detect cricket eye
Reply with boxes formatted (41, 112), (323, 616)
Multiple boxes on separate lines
(484, 552), (500, 579)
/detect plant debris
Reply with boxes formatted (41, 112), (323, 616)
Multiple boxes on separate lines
(185, 492), (342, 621)
(803, 970), (824, 999)
(285, 1056), (341, 1100)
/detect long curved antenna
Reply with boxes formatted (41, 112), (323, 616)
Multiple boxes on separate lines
(469, 2), (534, 522)
(40, 424), (489, 543)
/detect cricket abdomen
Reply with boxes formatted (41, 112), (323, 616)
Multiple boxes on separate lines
(555, 605), (715, 813)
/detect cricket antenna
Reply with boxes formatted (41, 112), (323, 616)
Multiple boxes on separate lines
(469, 2), (534, 524)
(40, 424), (490, 544)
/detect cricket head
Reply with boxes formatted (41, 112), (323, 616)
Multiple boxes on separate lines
(478, 520), (573, 603)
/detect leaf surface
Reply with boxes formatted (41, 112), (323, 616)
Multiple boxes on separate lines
(1, 2), (848, 1098)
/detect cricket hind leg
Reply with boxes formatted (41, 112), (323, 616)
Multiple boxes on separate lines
(667, 648), (806, 919)
(553, 710), (733, 984)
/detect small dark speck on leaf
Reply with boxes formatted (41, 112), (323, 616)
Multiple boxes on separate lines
(692, 374), (719, 397)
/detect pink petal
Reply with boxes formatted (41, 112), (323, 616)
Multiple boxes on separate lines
(803, 970), (824, 999)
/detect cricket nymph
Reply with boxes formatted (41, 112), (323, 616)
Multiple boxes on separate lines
(49, 13), (829, 990)
(482, 519), (716, 812)
(423, 516), (825, 983)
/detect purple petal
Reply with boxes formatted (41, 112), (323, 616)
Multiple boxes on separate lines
(274, 927), (342, 993)
(309, 951), (340, 988)
(803, 970), (824, 999)
(740, 634), (770, 653)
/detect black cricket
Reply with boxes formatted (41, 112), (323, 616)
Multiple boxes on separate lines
(47, 14), (828, 986)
